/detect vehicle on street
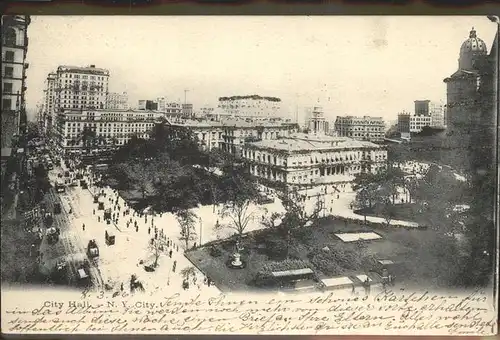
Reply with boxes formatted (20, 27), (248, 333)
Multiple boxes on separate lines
(87, 239), (100, 260)
(55, 182), (65, 193)
(46, 227), (60, 244)
(44, 212), (53, 226)
(80, 180), (88, 189)
(104, 208), (111, 220)
(53, 203), (62, 214)
(105, 228), (115, 246)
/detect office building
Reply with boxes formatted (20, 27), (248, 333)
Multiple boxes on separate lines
(1, 15), (31, 149)
(106, 91), (129, 110)
(217, 95), (282, 120)
(334, 115), (385, 142)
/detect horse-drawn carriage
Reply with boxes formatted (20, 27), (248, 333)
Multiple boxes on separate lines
(87, 239), (99, 260)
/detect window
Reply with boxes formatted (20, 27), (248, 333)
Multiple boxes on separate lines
(2, 98), (12, 110)
(2, 28), (17, 46)
(3, 82), (13, 93)
(4, 51), (14, 62)
(4, 66), (14, 78)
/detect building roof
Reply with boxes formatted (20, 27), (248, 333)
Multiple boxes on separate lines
(247, 134), (383, 153)
(460, 28), (488, 56)
(170, 118), (296, 129)
(219, 95), (281, 102)
(57, 65), (110, 76)
(444, 68), (479, 82)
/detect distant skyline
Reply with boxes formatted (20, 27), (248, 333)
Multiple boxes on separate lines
(25, 16), (497, 123)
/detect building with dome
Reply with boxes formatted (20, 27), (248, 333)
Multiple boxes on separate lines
(443, 26), (497, 173)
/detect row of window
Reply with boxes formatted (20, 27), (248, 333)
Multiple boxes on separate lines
(61, 73), (107, 80)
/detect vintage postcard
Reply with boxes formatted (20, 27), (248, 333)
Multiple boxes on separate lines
(1, 15), (498, 336)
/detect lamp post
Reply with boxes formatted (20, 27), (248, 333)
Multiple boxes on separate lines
(199, 216), (202, 247)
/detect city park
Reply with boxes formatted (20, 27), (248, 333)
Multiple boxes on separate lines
(1, 122), (494, 294)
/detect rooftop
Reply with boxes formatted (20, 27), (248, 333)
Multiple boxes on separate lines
(57, 65), (110, 76)
(170, 118), (296, 129)
(247, 134), (383, 153)
(218, 95), (281, 102)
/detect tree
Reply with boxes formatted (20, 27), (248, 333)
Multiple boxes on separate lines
(128, 162), (153, 199)
(353, 187), (371, 224)
(176, 209), (198, 250)
(149, 237), (168, 268)
(218, 166), (260, 240)
(262, 187), (323, 256)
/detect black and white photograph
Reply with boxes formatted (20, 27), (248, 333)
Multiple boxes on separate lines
(1, 15), (498, 336)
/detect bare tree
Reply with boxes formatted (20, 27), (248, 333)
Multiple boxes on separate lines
(219, 198), (260, 240)
(149, 237), (168, 268)
(176, 209), (198, 250)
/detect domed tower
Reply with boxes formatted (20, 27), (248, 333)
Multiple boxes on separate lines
(458, 27), (488, 70)
(443, 26), (494, 173)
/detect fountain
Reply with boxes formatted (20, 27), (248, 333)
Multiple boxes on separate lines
(226, 240), (247, 269)
(231, 252), (243, 267)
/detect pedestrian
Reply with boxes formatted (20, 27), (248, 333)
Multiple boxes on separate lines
(93, 209), (95, 215)
(98, 216), (101, 222)
(136, 225), (138, 232)
(120, 283), (124, 292)
(155, 232), (158, 240)
(173, 260), (177, 272)
(194, 242), (197, 248)
(148, 227), (151, 234)
(82, 223), (85, 231)
(169, 249), (172, 258)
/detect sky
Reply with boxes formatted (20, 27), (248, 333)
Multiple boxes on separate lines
(25, 16), (498, 124)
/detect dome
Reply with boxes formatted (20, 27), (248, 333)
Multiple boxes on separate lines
(459, 27), (488, 70)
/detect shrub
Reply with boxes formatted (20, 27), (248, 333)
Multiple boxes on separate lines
(265, 239), (288, 260)
(308, 246), (364, 275)
(209, 245), (223, 257)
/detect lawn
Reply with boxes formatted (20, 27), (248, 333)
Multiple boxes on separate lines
(185, 216), (449, 292)
(355, 203), (432, 226)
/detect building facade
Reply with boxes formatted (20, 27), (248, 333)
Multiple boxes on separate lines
(443, 26), (497, 174)
(397, 111), (411, 134)
(106, 91), (129, 110)
(1, 15), (31, 149)
(429, 101), (446, 128)
(242, 133), (387, 215)
(42, 65), (110, 136)
(217, 95), (282, 120)
(182, 103), (194, 118)
(334, 115), (385, 142)
(41, 72), (56, 135)
(169, 119), (299, 154)
(54, 109), (163, 155)
(409, 115), (432, 133)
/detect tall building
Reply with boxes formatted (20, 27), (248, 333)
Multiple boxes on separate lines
(414, 100), (445, 128)
(397, 111), (411, 135)
(42, 65), (110, 135)
(1, 15), (31, 149)
(429, 101), (446, 128)
(106, 91), (129, 110)
(334, 115), (385, 142)
(42, 72), (56, 135)
(444, 28), (488, 135)
(443, 26), (495, 172)
(182, 103), (193, 118)
(414, 100), (431, 116)
(217, 95), (282, 120)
